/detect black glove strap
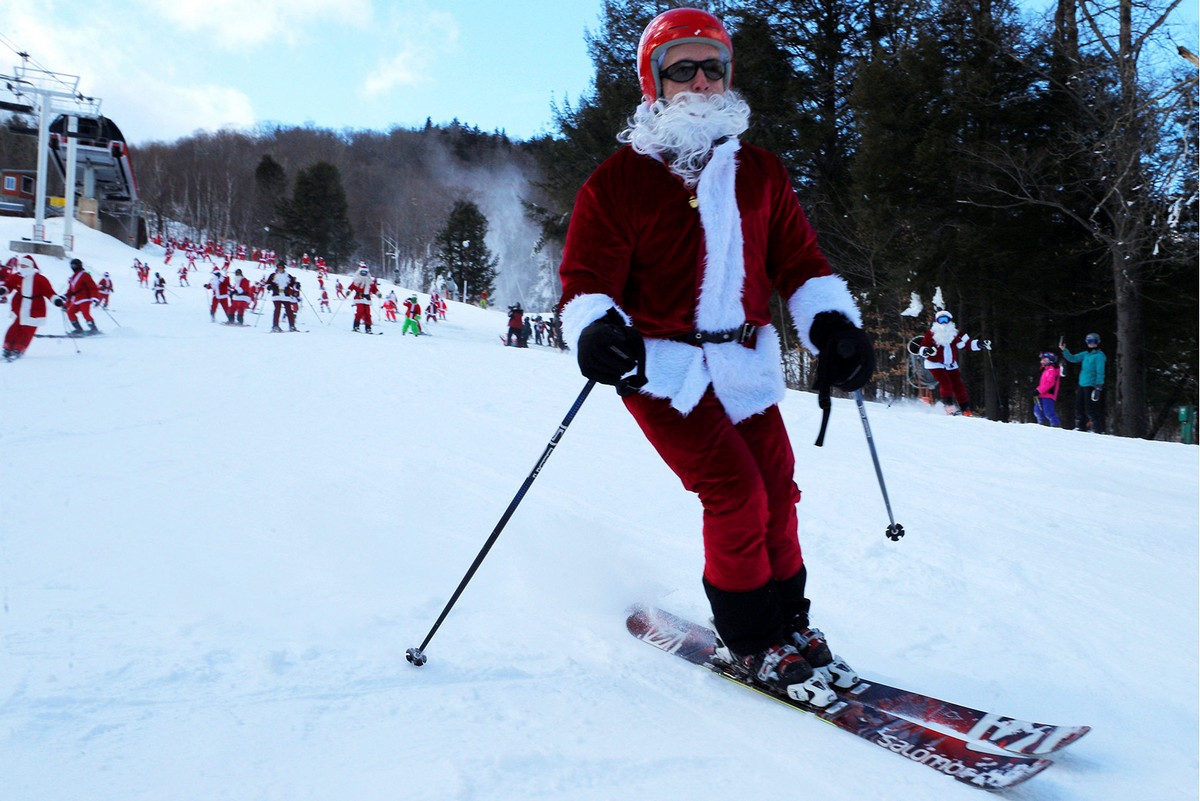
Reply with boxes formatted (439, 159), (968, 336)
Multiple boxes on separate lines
(616, 328), (648, 397)
(814, 348), (833, 447)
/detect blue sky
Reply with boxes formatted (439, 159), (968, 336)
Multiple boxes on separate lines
(0, 0), (606, 144)
(1, 0), (1195, 147)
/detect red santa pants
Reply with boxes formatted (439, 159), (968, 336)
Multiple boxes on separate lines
(623, 388), (804, 592)
(210, 296), (230, 317)
(929, 367), (970, 407)
(354, 304), (372, 326)
(66, 302), (94, 324)
(3, 321), (37, 354)
(272, 300), (296, 327)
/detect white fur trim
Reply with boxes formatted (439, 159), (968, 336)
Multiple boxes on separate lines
(788, 274), (862, 353)
(560, 293), (630, 352)
(639, 325), (786, 424)
(694, 139), (745, 332)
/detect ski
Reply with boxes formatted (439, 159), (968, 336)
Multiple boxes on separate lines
(36, 332), (102, 338)
(626, 605), (1054, 791)
(837, 678), (1090, 756)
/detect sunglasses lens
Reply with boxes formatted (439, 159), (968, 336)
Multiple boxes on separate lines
(662, 59), (726, 83)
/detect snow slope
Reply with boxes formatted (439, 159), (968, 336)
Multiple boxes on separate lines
(1, 217), (1196, 801)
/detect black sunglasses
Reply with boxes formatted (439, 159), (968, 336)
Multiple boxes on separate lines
(660, 58), (727, 84)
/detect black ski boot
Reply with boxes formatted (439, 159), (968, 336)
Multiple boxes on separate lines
(777, 567), (858, 689)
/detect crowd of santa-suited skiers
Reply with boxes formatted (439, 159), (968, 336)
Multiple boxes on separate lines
(0, 250), (459, 359)
(1, 250), (573, 363)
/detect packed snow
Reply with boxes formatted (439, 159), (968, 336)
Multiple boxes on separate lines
(1, 217), (1196, 801)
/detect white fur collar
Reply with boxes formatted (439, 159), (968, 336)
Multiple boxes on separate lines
(694, 139), (744, 332)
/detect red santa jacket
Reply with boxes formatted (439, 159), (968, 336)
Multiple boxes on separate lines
(266, 271), (293, 298)
(349, 278), (378, 305)
(206, 273), (230, 299)
(403, 298), (421, 319)
(229, 276), (253, 303)
(919, 326), (983, 371)
(3, 268), (58, 327)
(66, 270), (99, 306)
(559, 140), (860, 422)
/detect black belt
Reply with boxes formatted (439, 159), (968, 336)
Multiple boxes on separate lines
(670, 322), (758, 347)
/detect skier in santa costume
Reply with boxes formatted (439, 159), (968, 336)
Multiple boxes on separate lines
(97, 272), (114, 307)
(401, 295), (421, 335)
(266, 263), (298, 331)
(228, 268), (253, 324)
(382, 296), (398, 322)
(348, 265), (379, 333)
(916, 309), (991, 416)
(152, 272), (168, 303)
(206, 269), (233, 322)
(559, 8), (872, 705)
(0, 255), (64, 360)
(64, 258), (101, 335)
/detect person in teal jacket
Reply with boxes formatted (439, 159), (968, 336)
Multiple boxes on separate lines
(1060, 333), (1106, 434)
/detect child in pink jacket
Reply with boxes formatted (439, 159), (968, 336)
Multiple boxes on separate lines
(1033, 352), (1061, 427)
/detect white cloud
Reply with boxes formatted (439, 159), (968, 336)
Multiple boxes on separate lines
(360, 8), (459, 97)
(0, 1), (255, 143)
(139, 0), (373, 48)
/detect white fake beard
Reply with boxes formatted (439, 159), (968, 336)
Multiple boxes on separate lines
(619, 89), (751, 188)
(931, 321), (958, 346)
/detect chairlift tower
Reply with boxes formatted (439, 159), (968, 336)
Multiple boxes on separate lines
(2, 59), (101, 255)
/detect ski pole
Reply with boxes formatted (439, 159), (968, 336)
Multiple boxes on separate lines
(97, 303), (122, 327)
(59, 308), (81, 354)
(854, 390), (904, 541)
(407, 379), (598, 667)
(984, 348), (1001, 419)
(300, 289), (321, 320)
(327, 294), (348, 324)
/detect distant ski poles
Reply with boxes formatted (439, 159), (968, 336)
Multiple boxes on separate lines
(854, 391), (904, 541)
(407, 380), (598, 667)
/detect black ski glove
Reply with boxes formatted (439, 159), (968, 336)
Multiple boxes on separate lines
(53, 296), (66, 308)
(577, 309), (646, 392)
(810, 312), (874, 392)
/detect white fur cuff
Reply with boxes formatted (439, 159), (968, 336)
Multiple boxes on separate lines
(560, 293), (631, 352)
(788, 274), (862, 353)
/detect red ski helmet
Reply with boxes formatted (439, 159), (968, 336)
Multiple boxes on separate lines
(637, 7), (733, 102)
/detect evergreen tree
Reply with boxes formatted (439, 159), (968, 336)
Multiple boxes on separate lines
(435, 200), (499, 301)
(279, 161), (357, 267)
(528, 0), (662, 247)
(253, 154), (287, 249)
